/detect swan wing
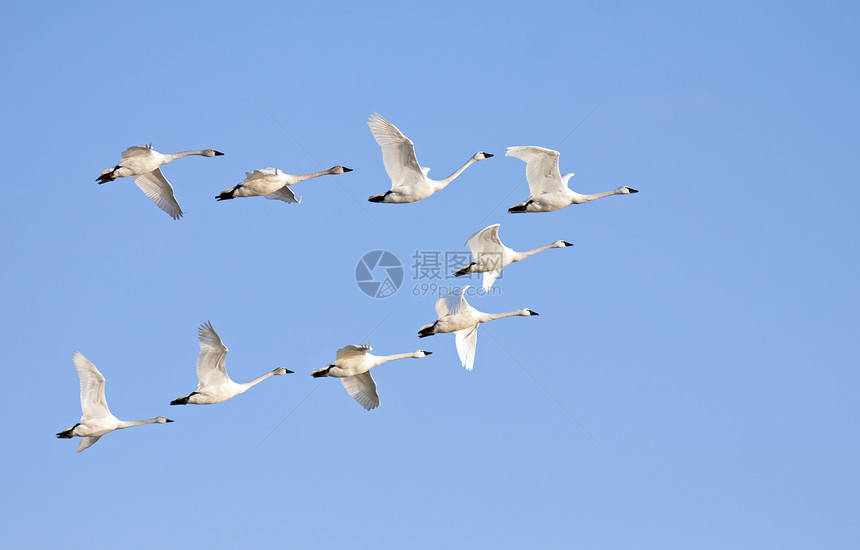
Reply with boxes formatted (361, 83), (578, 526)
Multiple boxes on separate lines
(76, 436), (102, 453)
(340, 372), (380, 411)
(481, 269), (502, 291)
(434, 286), (475, 317)
(120, 144), (153, 159)
(368, 113), (423, 188)
(245, 167), (278, 180)
(506, 146), (565, 195)
(131, 168), (184, 220)
(454, 325), (479, 371)
(465, 224), (504, 256)
(196, 322), (231, 388)
(72, 352), (112, 420)
(336, 344), (371, 361)
(264, 185), (300, 203)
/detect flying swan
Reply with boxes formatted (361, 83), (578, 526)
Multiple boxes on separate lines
(417, 287), (538, 370)
(170, 322), (292, 405)
(216, 165), (352, 203)
(311, 344), (431, 410)
(505, 146), (637, 213)
(97, 143), (224, 219)
(366, 113), (492, 203)
(453, 224), (572, 290)
(56, 352), (173, 452)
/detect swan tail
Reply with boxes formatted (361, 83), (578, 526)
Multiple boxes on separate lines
(418, 322), (437, 338)
(454, 263), (475, 277)
(97, 168), (118, 184)
(507, 203), (529, 213)
(56, 423), (80, 438)
(368, 191), (391, 203)
(311, 366), (333, 378)
(170, 395), (191, 405)
(216, 187), (237, 201)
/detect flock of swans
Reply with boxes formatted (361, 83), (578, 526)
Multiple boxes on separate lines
(60, 113), (638, 452)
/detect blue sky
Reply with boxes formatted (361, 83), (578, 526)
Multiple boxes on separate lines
(1, 1), (858, 548)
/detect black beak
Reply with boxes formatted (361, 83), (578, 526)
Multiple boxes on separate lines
(628, 188), (638, 193)
(213, 151), (225, 156)
(343, 167), (353, 172)
(484, 152), (494, 158)
(423, 351), (433, 355)
(165, 419), (174, 423)
(285, 369), (294, 374)
(527, 310), (539, 316)
(562, 241), (573, 246)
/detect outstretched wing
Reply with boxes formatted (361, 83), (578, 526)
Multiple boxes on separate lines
(481, 269), (502, 292)
(72, 352), (112, 420)
(132, 168), (184, 220)
(340, 372), (380, 410)
(434, 286), (473, 318)
(264, 185), (300, 203)
(76, 436), (102, 453)
(367, 113), (424, 189)
(120, 143), (153, 158)
(196, 322), (231, 388)
(454, 325), (479, 371)
(506, 146), (565, 196)
(336, 344), (371, 361)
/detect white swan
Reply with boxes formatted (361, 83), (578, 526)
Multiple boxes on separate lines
(170, 322), (292, 405)
(97, 143), (224, 219)
(505, 146), (637, 213)
(417, 287), (538, 370)
(216, 165), (352, 203)
(366, 113), (492, 203)
(310, 344), (431, 410)
(454, 224), (572, 290)
(56, 352), (173, 452)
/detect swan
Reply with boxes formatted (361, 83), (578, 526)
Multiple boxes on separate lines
(310, 344), (431, 410)
(505, 146), (637, 213)
(56, 351), (173, 453)
(216, 165), (353, 202)
(170, 322), (293, 405)
(97, 143), (224, 219)
(454, 224), (572, 290)
(417, 286), (538, 370)
(366, 113), (492, 203)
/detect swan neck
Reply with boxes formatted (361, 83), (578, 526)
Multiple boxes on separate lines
(291, 168), (338, 183)
(436, 157), (477, 187)
(478, 310), (522, 323)
(241, 370), (276, 390)
(512, 243), (555, 262)
(117, 418), (159, 429)
(164, 150), (208, 162)
(373, 352), (416, 366)
(574, 189), (618, 203)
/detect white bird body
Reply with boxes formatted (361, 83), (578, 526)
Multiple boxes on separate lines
(97, 143), (224, 219)
(454, 224), (572, 290)
(216, 165), (352, 203)
(311, 344), (431, 410)
(170, 322), (292, 406)
(505, 146), (637, 213)
(366, 113), (492, 203)
(417, 287), (538, 370)
(56, 352), (173, 452)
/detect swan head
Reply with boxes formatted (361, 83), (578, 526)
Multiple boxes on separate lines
(273, 367), (293, 375)
(203, 149), (225, 157)
(155, 417), (174, 424)
(554, 240), (573, 248)
(521, 309), (539, 316)
(331, 165), (353, 174)
(415, 350), (433, 358)
(474, 152), (493, 161)
(618, 186), (638, 194)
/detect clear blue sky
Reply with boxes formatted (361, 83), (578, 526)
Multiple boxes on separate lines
(1, 1), (858, 548)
